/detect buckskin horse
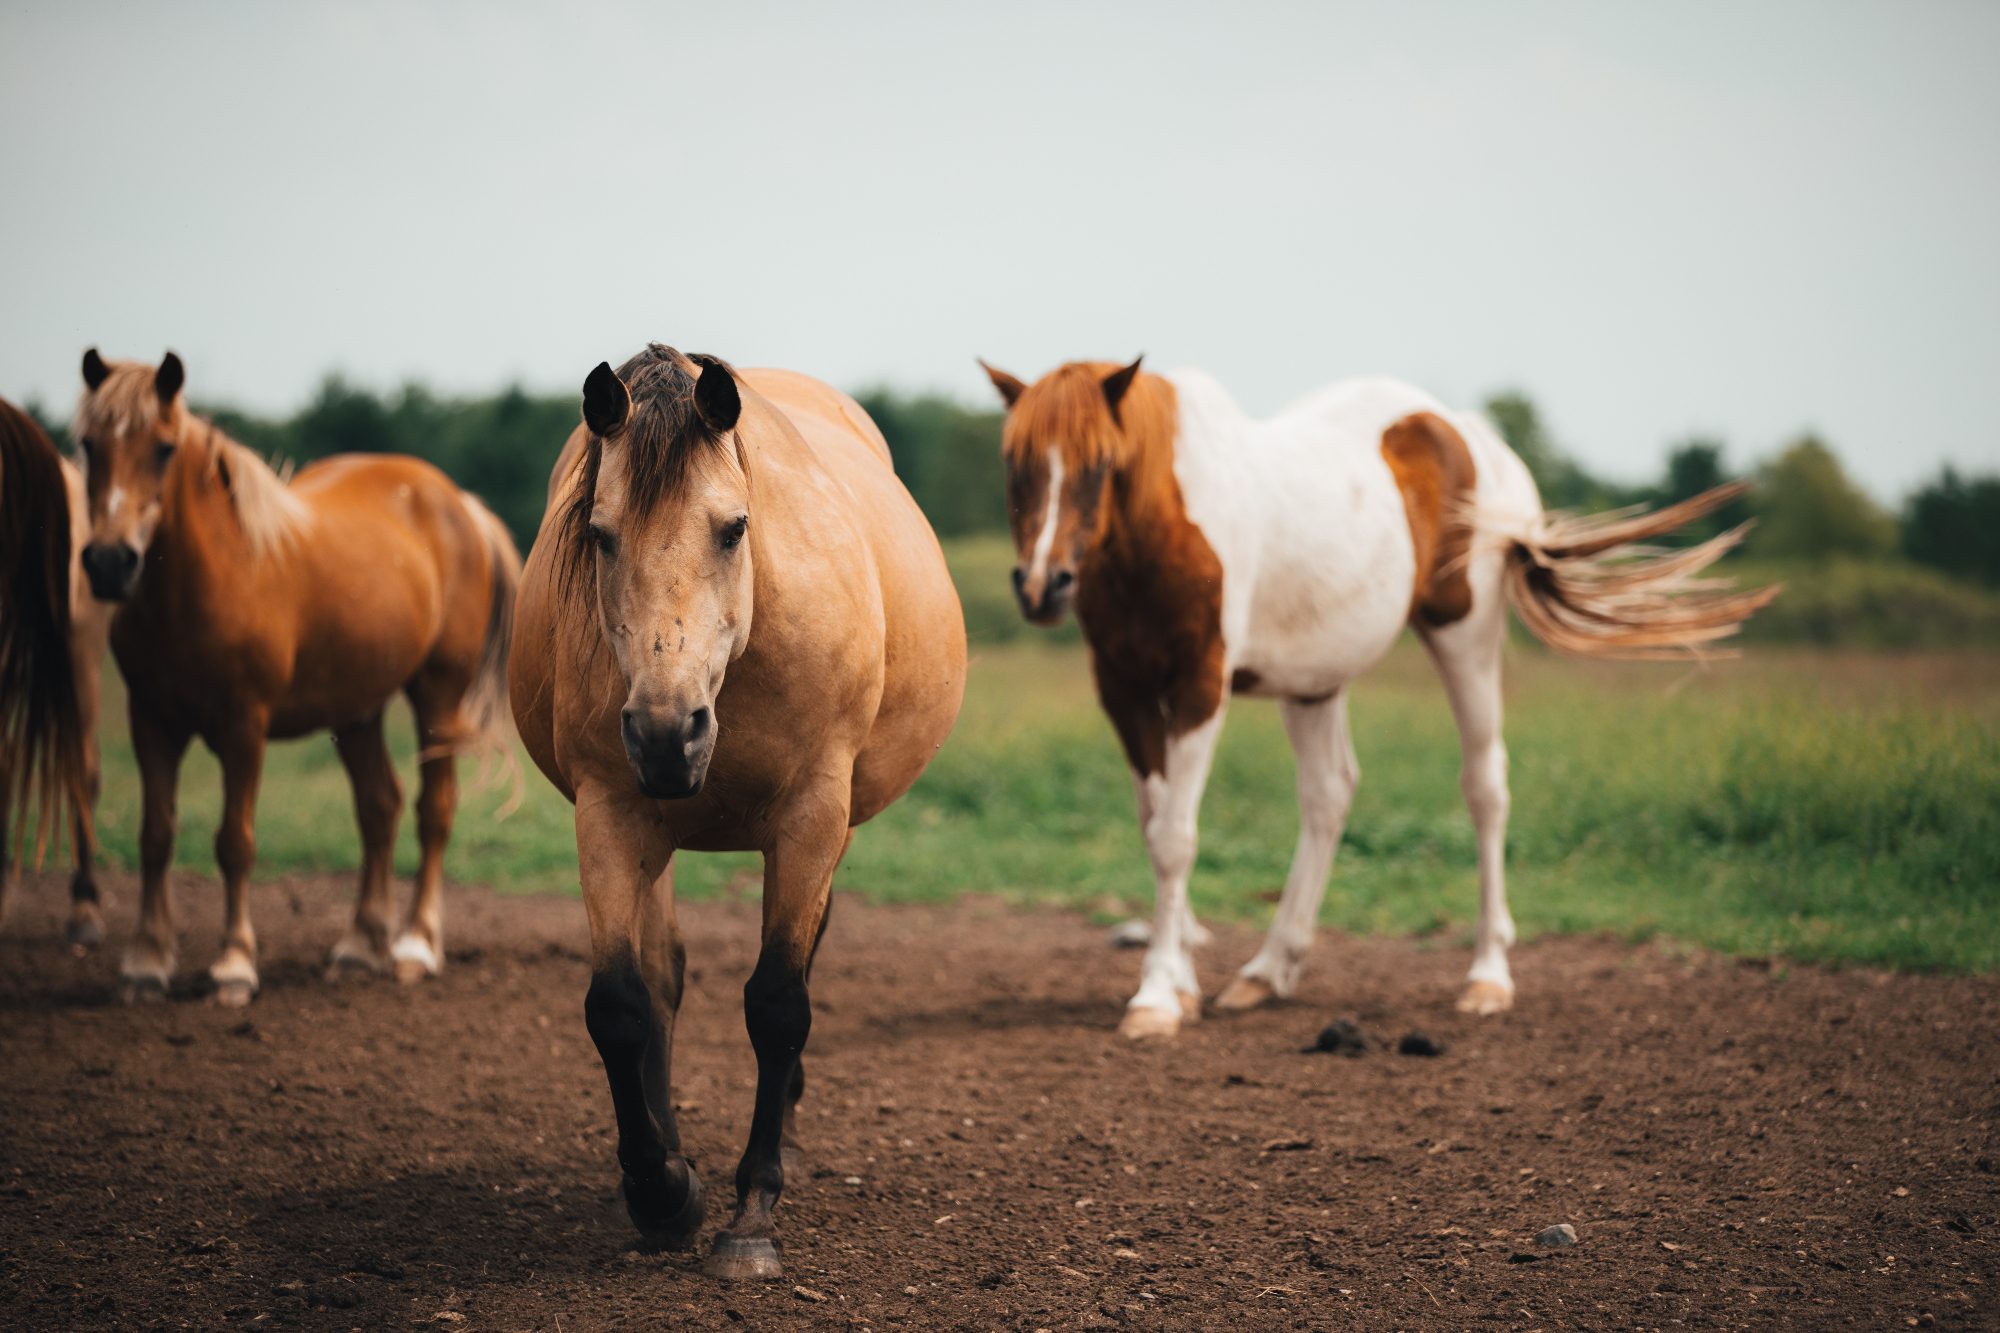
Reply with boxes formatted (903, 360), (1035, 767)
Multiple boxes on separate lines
(0, 397), (90, 929)
(980, 357), (1777, 1039)
(510, 345), (964, 1278)
(74, 350), (521, 1004)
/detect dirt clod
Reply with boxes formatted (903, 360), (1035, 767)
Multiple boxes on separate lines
(1397, 1030), (1446, 1057)
(1306, 1016), (1371, 1055)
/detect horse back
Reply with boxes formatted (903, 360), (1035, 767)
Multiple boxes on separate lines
(262, 454), (499, 734)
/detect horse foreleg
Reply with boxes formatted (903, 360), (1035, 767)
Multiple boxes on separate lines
(121, 708), (190, 1002)
(1217, 691), (1359, 1011)
(706, 795), (849, 1281)
(576, 784), (700, 1251)
(328, 712), (402, 977)
(208, 723), (267, 1006)
(1121, 710), (1226, 1040)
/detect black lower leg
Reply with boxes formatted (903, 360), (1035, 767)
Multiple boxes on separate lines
(585, 959), (699, 1248)
(708, 953), (810, 1277)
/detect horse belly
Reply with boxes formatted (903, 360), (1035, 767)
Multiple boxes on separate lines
(1226, 478), (1416, 700)
(270, 528), (443, 735)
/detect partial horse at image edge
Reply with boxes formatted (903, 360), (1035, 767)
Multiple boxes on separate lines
(0, 398), (88, 902)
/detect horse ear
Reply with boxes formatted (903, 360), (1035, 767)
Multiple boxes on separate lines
(692, 359), (741, 433)
(82, 348), (110, 392)
(582, 361), (629, 437)
(155, 352), (186, 406)
(978, 359), (1026, 409)
(1101, 354), (1144, 423)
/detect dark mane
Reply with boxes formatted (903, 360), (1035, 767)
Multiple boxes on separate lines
(557, 344), (737, 603)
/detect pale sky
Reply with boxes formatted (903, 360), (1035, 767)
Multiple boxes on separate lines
(4, 0), (1996, 500)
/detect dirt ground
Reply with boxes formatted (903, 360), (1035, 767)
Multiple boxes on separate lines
(1, 872), (1995, 1331)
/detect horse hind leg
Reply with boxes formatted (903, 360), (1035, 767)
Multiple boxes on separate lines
(1215, 690), (1359, 1012)
(64, 739), (104, 951)
(65, 633), (106, 951)
(394, 677), (470, 983)
(328, 712), (402, 977)
(1420, 613), (1517, 1016)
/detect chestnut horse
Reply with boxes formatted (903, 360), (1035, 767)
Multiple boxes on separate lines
(75, 350), (521, 1004)
(0, 397), (91, 927)
(511, 346), (964, 1279)
(981, 357), (1777, 1039)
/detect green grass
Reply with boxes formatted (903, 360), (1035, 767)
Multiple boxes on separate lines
(73, 541), (2000, 974)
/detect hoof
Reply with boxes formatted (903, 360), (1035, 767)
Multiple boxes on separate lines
(1177, 990), (1203, 1022)
(1457, 979), (1514, 1016)
(66, 914), (104, 953)
(624, 1164), (705, 1252)
(210, 955), (259, 1008)
(704, 1234), (784, 1281)
(1118, 1005), (1181, 1041)
(326, 933), (388, 979)
(121, 973), (169, 1004)
(390, 933), (441, 984)
(1214, 974), (1277, 1013)
(213, 979), (257, 1008)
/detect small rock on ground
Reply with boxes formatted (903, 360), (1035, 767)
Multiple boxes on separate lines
(1536, 1223), (1579, 1248)
(1106, 920), (1151, 949)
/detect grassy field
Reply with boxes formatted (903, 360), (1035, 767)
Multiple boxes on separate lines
(66, 541), (2000, 974)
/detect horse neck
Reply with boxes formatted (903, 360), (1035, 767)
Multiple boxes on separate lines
(1087, 422), (1193, 582)
(145, 434), (255, 612)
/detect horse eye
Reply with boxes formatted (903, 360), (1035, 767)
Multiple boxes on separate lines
(589, 525), (616, 557)
(154, 441), (177, 468)
(720, 516), (748, 550)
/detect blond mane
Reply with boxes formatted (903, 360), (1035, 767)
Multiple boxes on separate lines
(75, 362), (309, 557)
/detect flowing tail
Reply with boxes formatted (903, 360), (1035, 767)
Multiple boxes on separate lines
(0, 399), (86, 866)
(458, 494), (526, 811)
(1501, 482), (1782, 660)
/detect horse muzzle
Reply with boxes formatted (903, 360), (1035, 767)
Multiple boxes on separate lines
(81, 541), (142, 602)
(621, 703), (715, 800)
(1012, 564), (1076, 626)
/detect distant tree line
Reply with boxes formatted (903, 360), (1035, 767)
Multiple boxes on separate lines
(24, 376), (1998, 592)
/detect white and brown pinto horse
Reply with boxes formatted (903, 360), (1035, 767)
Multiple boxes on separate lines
(75, 351), (521, 1004)
(511, 346), (964, 1278)
(981, 358), (1775, 1039)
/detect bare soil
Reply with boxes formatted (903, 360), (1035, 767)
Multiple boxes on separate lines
(2, 871), (1996, 1330)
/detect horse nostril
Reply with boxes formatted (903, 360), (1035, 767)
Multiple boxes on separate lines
(1050, 569), (1075, 593)
(1010, 567), (1027, 596)
(684, 707), (711, 745)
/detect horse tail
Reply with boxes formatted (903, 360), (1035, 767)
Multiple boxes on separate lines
(459, 492), (525, 812)
(0, 399), (86, 867)
(1499, 482), (1782, 660)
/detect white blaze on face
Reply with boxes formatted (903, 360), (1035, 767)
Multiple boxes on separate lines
(1026, 451), (1064, 589)
(107, 485), (125, 518)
